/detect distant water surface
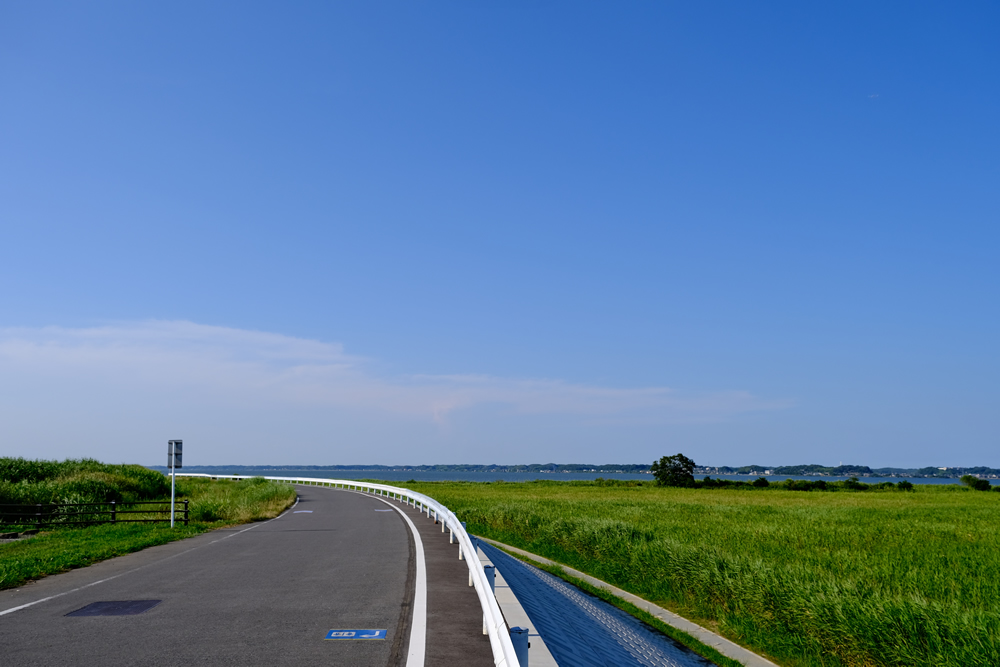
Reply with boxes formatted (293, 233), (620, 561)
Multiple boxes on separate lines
(154, 467), (975, 486)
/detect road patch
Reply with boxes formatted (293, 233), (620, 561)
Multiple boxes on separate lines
(66, 600), (162, 616)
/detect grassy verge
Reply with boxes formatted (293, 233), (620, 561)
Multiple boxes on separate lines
(407, 480), (1000, 667)
(0, 522), (206, 589)
(0, 476), (296, 590)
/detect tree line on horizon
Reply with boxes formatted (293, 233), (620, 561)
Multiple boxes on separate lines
(151, 462), (1000, 478)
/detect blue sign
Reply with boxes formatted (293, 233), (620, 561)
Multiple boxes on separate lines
(325, 629), (387, 640)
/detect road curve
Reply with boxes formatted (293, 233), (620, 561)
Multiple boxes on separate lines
(0, 487), (414, 666)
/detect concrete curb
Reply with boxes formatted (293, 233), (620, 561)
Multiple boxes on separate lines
(478, 537), (779, 667)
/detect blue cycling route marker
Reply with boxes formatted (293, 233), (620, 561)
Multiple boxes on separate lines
(325, 629), (387, 640)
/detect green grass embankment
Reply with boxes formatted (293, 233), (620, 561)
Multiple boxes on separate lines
(0, 458), (296, 590)
(409, 480), (1000, 667)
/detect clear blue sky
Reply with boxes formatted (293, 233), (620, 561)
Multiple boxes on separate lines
(1, 2), (997, 467)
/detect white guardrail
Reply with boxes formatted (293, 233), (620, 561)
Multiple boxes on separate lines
(178, 474), (520, 667)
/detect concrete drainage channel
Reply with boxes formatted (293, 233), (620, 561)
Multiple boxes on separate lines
(477, 538), (779, 667)
(477, 541), (714, 667)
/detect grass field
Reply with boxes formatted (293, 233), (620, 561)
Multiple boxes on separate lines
(0, 459), (296, 590)
(408, 480), (1000, 667)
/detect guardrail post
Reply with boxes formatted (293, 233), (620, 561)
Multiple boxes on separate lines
(35, 503), (42, 530)
(184, 500), (189, 526)
(461, 521), (468, 565)
(111, 501), (116, 524)
(510, 627), (529, 666)
(482, 564), (496, 634)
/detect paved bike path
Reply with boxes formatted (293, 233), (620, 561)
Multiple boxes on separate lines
(0, 487), (414, 666)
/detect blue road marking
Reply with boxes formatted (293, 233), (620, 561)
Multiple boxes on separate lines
(293, 510), (313, 513)
(325, 629), (387, 640)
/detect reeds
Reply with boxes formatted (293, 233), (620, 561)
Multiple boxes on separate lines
(413, 481), (1000, 666)
(0, 458), (170, 504)
(178, 477), (297, 523)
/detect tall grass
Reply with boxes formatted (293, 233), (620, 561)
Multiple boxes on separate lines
(409, 481), (1000, 667)
(177, 476), (297, 523)
(0, 458), (295, 526)
(0, 457), (169, 505)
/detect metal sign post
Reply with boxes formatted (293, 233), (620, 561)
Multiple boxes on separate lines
(167, 440), (183, 527)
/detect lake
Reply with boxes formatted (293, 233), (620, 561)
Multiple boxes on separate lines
(154, 467), (978, 486)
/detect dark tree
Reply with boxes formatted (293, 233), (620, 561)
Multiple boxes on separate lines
(962, 475), (992, 491)
(651, 453), (696, 487)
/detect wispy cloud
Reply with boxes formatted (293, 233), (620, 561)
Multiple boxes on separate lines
(0, 321), (789, 424)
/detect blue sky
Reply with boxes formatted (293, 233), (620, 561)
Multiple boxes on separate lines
(1, 2), (997, 467)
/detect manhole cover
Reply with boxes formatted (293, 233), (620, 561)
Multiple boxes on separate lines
(66, 600), (162, 616)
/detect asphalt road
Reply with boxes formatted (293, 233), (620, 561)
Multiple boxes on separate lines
(0, 487), (416, 666)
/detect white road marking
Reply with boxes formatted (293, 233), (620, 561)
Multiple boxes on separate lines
(0, 496), (300, 617)
(373, 495), (426, 667)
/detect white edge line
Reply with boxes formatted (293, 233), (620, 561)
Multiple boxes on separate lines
(179, 475), (517, 666)
(0, 496), (300, 617)
(373, 495), (426, 667)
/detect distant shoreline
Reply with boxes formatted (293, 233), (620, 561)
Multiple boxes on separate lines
(146, 463), (1000, 481)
